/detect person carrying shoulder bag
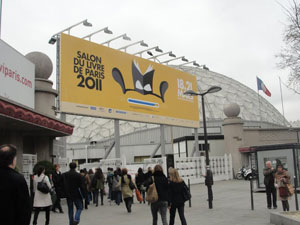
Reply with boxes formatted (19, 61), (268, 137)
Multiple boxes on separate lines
(168, 167), (187, 225)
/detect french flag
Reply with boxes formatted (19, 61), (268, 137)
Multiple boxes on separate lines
(257, 77), (271, 97)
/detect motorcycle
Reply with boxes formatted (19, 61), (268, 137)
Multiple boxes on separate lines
(236, 167), (256, 180)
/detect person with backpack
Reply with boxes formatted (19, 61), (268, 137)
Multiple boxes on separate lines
(168, 167), (188, 225)
(91, 168), (105, 206)
(32, 166), (52, 225)
(145, 164), (169, 225)
(121, 168), (136, 213)
(112, 170), (122, 205)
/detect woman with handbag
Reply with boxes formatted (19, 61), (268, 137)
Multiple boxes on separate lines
(112, 170), (122, 205)
(275, 164), (291, 211)
(121, 168), (136, 213)
(168, 167), (188, 225)
(146, 164), (169, 225)
(32, 166), (52, 225)
(135, 168), (146, 204)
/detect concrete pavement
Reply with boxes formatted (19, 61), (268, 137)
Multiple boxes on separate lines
(34, 180), (299, 225)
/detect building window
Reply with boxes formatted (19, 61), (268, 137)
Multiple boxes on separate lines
(134, 156), (150, 163)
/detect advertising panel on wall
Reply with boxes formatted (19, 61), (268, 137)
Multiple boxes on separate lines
(60, 34), (199, 128)
(0, 39), (35, 108)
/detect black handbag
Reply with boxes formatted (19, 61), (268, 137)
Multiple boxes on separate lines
(129, 178), (135, 190)
(37, 176), (50, 194)
(182, 182), (191, 202)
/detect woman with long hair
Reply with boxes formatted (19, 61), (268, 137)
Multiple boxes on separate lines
(32, 166), (52, 225)
(147, 164), (169, 225)
(168, 167), (187, 225)
(135, 167), (146, 204)
(91, 168), (105, 206)
(275, 164), (291, 211)
(88, 169), (94, 205)
(121, 168), (135, 213)
(112, 170), (122, 205)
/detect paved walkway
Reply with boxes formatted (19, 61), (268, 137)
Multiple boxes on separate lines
(34, 180), (299, 225)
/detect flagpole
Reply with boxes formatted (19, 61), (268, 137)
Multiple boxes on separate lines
(257, 90), (262, 128)
(279, 76), (286, 125)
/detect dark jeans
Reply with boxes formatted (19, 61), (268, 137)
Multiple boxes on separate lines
(124, 197), (133, 212)
(33, 206), (50, 225)
(169, 204), (187, 225)
(93, 189), (104, 206)
(151, 201), (168, 225)
(266, 185), (277, 208)
(52, 195), (63, 212)
(282, 200), (290, 211)
(138, 187), (146, 203)
(67, 198), (83, 225)
(113, 191), (122, 205)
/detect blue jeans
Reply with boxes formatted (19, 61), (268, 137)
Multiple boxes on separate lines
(67, 198), (83, 225)
(151, 201), (168, 225)
(113, 191), (122, 205)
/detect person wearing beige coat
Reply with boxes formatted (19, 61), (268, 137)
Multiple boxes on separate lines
(275, 164), (291, 211)
(33, 166), (52, 225)
(121, 168), (136, 213)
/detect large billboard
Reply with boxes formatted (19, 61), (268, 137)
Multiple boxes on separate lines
(60, 34), (199, 127)
(0, 39), (35, 108)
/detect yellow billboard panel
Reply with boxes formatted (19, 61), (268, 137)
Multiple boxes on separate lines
(60, 34), (199, 127)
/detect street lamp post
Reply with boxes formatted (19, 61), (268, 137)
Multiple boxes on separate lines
(118, 40), (148, 52)
(184, 86), (222, 209)
(101, 33), (131, 47)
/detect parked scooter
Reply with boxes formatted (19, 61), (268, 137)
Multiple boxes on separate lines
(236, 167), (256, 180)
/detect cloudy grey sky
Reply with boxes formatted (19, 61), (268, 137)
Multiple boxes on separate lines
(1, 0), (299, 122)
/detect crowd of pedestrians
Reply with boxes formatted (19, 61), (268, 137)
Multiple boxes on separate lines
(2, 143), (297, 225)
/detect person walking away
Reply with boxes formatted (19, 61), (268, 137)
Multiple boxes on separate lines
(88, 169), (94, 204)
(121, 168), (136, 213)
(275, 164), (291, 211)
(106, 167), (114, 201)
(112, 170), (122, 205)
(52, 164), (64, 213)
(263, 161), (277, 209)
(0, 144), (31, 225)
(146, 164), (169, 225)
(63, 162), (86, 225)
(135, 167), (146, 204)
(168, 167), (187, 225)
(32, 166), (52, 225)
(91, 168), (105, 206)
(80, 169), (90, 209)
(83, 169), (91, 209)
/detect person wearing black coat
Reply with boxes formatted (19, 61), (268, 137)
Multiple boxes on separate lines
(146, 164), (168, 225)
(168, 167), (187, 225)
(263, 161), (277, 209)
(63, 162), (86, 225)
(0, 144), (31, 225)
(52, 164), (64, 213)
(135, 167), (146, 203)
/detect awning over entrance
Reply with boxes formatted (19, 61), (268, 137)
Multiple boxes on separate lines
(0, 98), (73, 137)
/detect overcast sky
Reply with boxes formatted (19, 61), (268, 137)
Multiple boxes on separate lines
(1, 0), (299, 122)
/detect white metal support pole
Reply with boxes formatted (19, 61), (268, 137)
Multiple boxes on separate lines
(114, 119), (120, 158)
(85, 145), (88, 163)
(160, 124), (166, 156)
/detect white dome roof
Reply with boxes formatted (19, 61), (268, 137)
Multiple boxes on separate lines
(66, 67), (288, 143)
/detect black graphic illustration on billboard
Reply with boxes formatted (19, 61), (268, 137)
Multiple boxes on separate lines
(112, 60), (168, 102)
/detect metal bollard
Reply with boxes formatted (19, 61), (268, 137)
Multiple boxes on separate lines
(250, 178), (254, 210)
(188, 179), (192, 207)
